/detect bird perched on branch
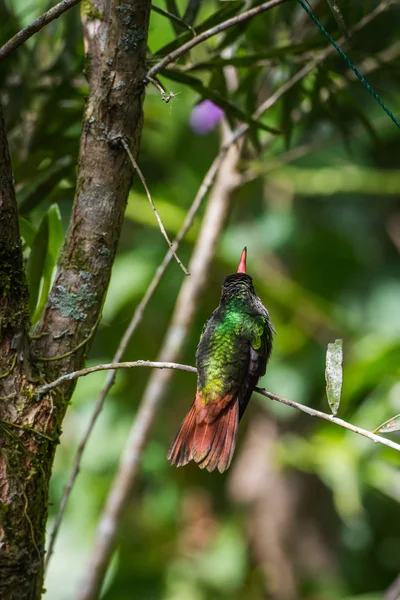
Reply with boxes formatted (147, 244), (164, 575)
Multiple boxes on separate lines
(168, 248), (274, 473)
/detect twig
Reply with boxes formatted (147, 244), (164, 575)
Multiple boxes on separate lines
(37, 361), (196, 398)
(43, 362), (196, 569)
(146, 76), (179, 102)
(36, 358), (400, 455)
(255, 388), (400, 454)
(121, 139), (189, 275)
(146, 0), (289, 80)
(0, 0), (82, 63)
(35, 359), (400, 454)
(0, 353), (17, 379)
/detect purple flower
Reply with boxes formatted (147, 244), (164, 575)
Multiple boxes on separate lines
(190, 100), (224, 135)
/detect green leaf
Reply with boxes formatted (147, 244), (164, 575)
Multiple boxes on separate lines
(183, 0), (202, 26)
(32, 204), (64, 324)
(19, 217), (37, 248)
(164, 0), (185, 35)
(152, 2), (244, 59)
(187, 39), (326, 71)
(17, 156), (73, 215)
(325, 339), (343, 415)
(374, 415), (400, 434)
(161, 69), (281, 135)
(165, 0), (181, 20)
(151, 5), (194, 34)
(26, 214), (49, 318)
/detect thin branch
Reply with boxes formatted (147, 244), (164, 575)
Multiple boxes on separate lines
(384, 573), (400, 600)
(0, 0), (82, 63)
(146, 76), (179, 102)
(37, 361), (196, 398)
(36, 358), (400, 454)
(255, 388), (400, 454)
(147, 0), (388, 83)
(121, 139), (189, 275)
(146, 0), (289, 80)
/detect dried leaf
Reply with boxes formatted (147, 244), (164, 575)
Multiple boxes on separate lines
(374, 415), (400, 434)
(325, 339), (343, 415)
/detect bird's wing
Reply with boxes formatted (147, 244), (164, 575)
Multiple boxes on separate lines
(237, 315), (272, 420)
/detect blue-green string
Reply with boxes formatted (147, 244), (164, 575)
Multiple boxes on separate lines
(297, 0), (400, 130)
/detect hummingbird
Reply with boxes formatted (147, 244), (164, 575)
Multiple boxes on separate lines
(168, 248), (274, 473)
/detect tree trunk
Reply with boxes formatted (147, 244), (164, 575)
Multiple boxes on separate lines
(0, 1), (151, 597)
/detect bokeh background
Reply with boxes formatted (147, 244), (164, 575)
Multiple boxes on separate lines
(1, 0), (400, 598)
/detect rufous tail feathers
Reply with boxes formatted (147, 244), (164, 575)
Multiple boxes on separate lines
(167, 394), (239, 474)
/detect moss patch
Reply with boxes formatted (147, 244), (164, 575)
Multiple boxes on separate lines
(0, 236), (29, 331)
(50, 284), (97, 321)
(81, 0), (104, 20)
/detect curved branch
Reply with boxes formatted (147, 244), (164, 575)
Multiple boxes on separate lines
(33, 358), (400, 455)
(36, 358), (400, 454)
(37, 361), (196, 397)
(0, 0), (82, 63)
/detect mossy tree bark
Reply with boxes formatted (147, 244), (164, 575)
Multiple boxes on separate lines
(0, 1), (151, 597)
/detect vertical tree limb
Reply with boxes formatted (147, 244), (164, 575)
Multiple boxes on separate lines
(0, 104), (32, 599)
(0, 0), (152, 597)
(0, 106), (29, 338)
(32, 0), (151, 389)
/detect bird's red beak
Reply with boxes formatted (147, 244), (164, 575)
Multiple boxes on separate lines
(237, 247), (247, 273)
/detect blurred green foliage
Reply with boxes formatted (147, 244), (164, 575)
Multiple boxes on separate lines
(1, 0), (400, 598)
